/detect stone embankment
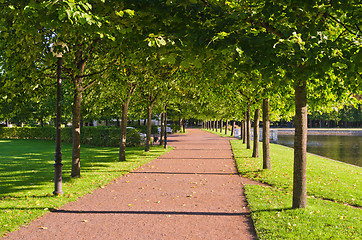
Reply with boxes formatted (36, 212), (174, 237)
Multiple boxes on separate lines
(275, 128), (362, 136)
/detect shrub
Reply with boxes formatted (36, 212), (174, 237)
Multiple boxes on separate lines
(0, 127), (55, 140)
(171, 124), (181, 133)
(126, 128), (142, 147)
(129, 125), (158, 134)
(0, 126), (143, 147)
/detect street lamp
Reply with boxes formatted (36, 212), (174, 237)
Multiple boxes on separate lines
(51, 42), (68, 196)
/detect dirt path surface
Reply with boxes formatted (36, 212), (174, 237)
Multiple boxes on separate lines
(4, 129), (259, 240)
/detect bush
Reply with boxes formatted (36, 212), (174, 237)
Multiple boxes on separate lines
(126, 128), (142, 147)
(171, 124), (181, 133)
(0, 126), (143, 147)
(0, 127), (55, 140)
(129, 124), (159, 134)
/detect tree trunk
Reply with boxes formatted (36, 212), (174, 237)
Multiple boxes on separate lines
(215, 120), (218, 132)
(292, 81), (308, 209)
(263, 98), (271, 169)
(225, 120), (229, 135)
(159, 112), (164, 145)
(71, 53), (88, 178)
(71, 90), (82, 178)
(242, 119), (246, 143)
(220, 119), (223, 133)
(212, 120), (215, 131)
(163, 105), (167, 149)
(119, 98), (130, 161)
(145, 104), (153, 152)
(246, 107), (251, 149)
(179, 117), (182, 133)
(231, 120), (235, 136)
(252, 108), (260, 158)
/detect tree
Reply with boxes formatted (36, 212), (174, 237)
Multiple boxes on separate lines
(252, 108), (260, 158)
(262, 98), (271, 169)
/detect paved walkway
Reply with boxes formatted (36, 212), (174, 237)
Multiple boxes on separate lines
(5, 129), (258, 240)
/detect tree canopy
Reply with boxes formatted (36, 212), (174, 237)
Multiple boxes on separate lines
(1, 0), (361, 208)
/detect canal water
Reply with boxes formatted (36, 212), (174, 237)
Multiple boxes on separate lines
(276, 135), (362, 167)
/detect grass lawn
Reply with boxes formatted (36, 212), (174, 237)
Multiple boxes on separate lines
(0, 139), (171, 237)
(203, 128), (234, 137)
(231, 139), (361, 239)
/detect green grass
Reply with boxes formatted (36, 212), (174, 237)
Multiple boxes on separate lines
(203, 128), (234, 138)
(0, 139), (171, 236)
(230, 139), (362, 239)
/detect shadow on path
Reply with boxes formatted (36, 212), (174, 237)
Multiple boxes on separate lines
(54, 209), (248, 216)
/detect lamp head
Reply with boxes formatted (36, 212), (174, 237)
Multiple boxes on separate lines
(51, 42), (68, 58)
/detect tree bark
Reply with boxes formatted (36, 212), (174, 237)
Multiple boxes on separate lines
(71, 90), (82, 178)
(215, 119), (218, 132)
(119, 98), (131, 161)
(225, 120), (229, 135)
(145, 104), (153, 152)
(242, 119), (246, 143)
(71, 51), (88, 178)
(179, 117), (182, 133)
(159, 112), (164, 145)
(231, 120), (235, 136)
(220, 119), (223, 133)
(212, 120), (215, 131)
(252, 108), (260, 158)
(292, 80), (308, 209)
(163, 105), (167, 149)
(262, 98), (271, 169)
(246, 106), (251, 149)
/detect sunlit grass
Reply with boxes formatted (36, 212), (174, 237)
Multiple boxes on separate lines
(0, 139), (171, 236)
(245, 185), (361, 239)
(230, 139), (361, 239)
(231, 140), (361, 206)
(203, 128), (233, 137)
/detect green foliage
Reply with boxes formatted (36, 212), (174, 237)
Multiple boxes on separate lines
(129, 124), (159, 135)
(170, 124), (181, 132)
(0, 127), (55, 140)
(0, 127), (143, 147)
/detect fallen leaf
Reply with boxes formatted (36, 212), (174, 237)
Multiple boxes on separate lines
(39, 226), (48, 230)
(82, 220), (88, 222)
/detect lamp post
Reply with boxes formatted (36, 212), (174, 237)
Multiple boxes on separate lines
(51, 42), (68, 196)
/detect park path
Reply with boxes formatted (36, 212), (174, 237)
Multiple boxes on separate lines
(4, 129), (258, 240)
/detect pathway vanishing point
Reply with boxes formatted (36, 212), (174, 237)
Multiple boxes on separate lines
(4, 129), (261, 240)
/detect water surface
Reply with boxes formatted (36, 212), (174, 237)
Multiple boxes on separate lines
(276, 135), (362, 167)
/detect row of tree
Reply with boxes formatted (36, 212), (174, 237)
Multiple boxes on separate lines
(1, 1), (360, 209)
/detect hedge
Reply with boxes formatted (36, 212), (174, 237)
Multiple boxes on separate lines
(0, 127), (142, 147)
